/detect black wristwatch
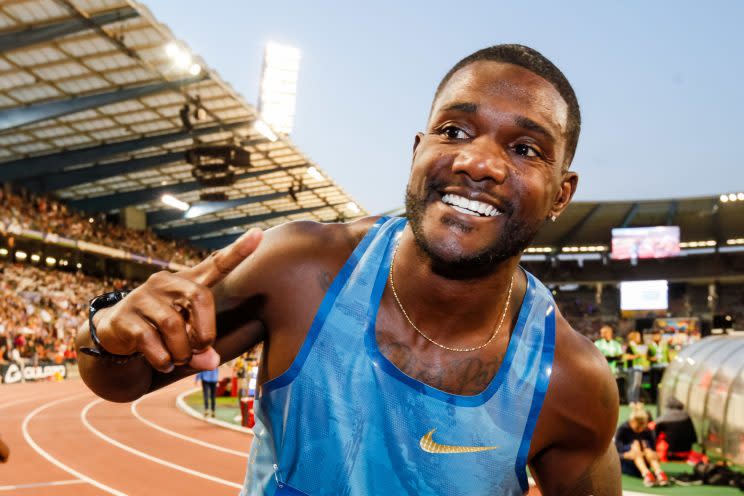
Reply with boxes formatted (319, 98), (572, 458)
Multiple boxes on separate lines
(79, 290), (138, 363)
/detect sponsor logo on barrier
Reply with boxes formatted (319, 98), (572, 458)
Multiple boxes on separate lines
(1, 363), (67, 384)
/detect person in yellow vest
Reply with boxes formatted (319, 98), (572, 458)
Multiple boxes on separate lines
(594, 324), (623, 374)
(648, 330), (669, 404)
(625, 331), (649, 406)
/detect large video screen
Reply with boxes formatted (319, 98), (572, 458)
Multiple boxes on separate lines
(611, 226), (680, 260)
(620, 280), (668, 311)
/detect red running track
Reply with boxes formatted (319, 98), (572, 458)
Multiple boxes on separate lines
(0, 379), (252, 495)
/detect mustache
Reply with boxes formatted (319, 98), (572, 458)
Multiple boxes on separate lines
(425, 178), (515, 216)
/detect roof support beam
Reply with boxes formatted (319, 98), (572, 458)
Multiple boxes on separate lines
(666, 200), (678, 226)
(620, 202), (640, 227)
(0, 6), (139, 53)
(67, 164), (308, 213)
(178, 203), (342, 242)
(22, 150), (184, 192)
(0, 120), (250, 182)
(0, 75), (205, 132)
(147, 185), (326, 226)
(557, 203), (602, 248)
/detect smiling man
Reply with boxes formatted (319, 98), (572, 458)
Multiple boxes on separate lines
(77, 44), (620, 495)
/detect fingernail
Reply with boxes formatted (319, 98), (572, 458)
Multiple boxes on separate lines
(163, 363), (175, 373)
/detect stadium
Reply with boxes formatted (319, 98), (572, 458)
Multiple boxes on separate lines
(0, 1), (742, 495)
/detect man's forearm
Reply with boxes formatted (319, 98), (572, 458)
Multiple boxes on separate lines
(76, 319), (154, 403)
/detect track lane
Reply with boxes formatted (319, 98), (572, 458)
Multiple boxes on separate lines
(21, 380), (244, 495)
(0, 381), (97, 490)
(133, 382), (251, 455)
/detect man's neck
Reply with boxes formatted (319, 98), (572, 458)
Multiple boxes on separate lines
(390, 228), (523, 345)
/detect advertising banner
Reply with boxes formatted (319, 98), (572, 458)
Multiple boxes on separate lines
(1, 361), (67, 384)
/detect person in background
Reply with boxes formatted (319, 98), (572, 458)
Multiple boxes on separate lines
(647, 329), (669, 404)
(625, 330), (649, 405)
(195, 367), (219, 418)
(654, 397), (700, 462)
(616, 404), (669, 487)
(594, 324), (623, 374)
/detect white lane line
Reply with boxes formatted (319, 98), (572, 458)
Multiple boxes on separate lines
(0, 479), (85, 491)
(21, 394), (127, 496)
(175, 387), (253, 434)
(81, 399), (242, 489)
(131, 394), (249, 457)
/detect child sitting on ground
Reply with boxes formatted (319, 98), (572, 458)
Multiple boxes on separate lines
(615, 403), (670, 487)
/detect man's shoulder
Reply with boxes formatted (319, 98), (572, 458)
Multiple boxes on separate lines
(262, 215), (383, 261)
(537, 311), (619, 448)
(553, 313), (617, 405)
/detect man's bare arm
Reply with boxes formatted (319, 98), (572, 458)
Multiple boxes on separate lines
(530, 315), (621, 495)
(76, 229), (264, 402)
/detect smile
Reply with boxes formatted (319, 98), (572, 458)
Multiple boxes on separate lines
(441, 193), (502, 218)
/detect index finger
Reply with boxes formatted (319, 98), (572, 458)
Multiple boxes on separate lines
(182, 228), (263, 287)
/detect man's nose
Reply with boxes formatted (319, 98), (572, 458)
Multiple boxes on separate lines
(451, 138), (508, 183)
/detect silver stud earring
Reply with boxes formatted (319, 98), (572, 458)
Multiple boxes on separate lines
(550, 215), (557, 222)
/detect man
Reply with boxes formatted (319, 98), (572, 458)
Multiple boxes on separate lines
(77, 45), (620, 495)
(595, 324), (623, 374)
(647, 329), (669, 403)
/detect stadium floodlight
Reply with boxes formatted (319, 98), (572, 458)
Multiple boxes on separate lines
(346, 202), (361, 214)
(0, 248), (7, 256)
(188, 63), (202, 76)
(16, 251), (27, 261)
(258, 41), (301, 135)
(306, 166), (324, 181)
(161, 194), (190, 211)
(166, 42), (179, 58)
(254, 119), (278, 142)
(45, 256), (56, 266)
(728, 193), (737, 202)
(738, 193), (744, 201)
(720, 194), (729, 203)
(76, 262), (82, 269)
(30, 253), (41, 262)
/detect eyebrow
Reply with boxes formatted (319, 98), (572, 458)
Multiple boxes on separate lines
(441, 102), (478, 113)
(514, 115), (555, 143)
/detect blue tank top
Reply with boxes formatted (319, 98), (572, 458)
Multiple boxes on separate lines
(242, 217), (556, 496)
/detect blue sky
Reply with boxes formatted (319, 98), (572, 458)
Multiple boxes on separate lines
(144, 0), (743, 215)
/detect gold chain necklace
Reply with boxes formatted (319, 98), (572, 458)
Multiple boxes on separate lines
(388, 241), (514, 353)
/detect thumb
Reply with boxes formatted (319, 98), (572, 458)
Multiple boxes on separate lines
(189, 346), (220, 370)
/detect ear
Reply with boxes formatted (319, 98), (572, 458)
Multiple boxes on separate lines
(549, 170), (578, 220)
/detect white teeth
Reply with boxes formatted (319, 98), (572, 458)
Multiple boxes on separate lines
(441, 194), (501, 217)
(451, 205), (478, 216)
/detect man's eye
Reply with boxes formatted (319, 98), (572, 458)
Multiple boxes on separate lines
(440, 126), (469, 140)
(514, 143), (541, 158)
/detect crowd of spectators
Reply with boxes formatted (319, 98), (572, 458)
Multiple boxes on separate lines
(0, 261), (133, 379)
(0, 185), (207, 266)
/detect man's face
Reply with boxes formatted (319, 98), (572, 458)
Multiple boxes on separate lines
(406, 61), (577, 272)
(600, 326), (613, 340)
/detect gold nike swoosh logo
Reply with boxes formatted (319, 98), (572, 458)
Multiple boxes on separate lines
(419, 429), (498, 454)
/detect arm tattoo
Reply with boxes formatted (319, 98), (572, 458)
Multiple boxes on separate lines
(318, 271), (332, 292)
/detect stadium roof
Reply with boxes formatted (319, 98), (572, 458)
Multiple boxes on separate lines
(0, 0), (366, 249)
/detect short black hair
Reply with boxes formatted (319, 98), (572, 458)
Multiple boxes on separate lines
(433, 44), (581, 168)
